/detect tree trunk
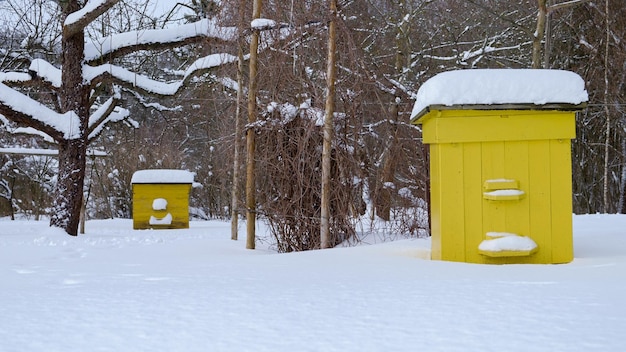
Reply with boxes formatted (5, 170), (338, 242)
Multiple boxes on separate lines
(50, 0), (90, 236)
(543, 0), (552, 68)
(602, 0), (610, 213)
(320, 0), (338, 249)
(231, 0), (246, 241)
(246, 0), (262, 249)
(532, 0), (547, 69)
(376, 100), (400, 221)
(51, 139), (87, 235)
(535, 0), (591, 69)
(9, 176), (16, 221)
(617, 140), (626, 214)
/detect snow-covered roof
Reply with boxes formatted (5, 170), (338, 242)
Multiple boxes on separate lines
(131, 169), (195, 184)
(411, 69), (589, 120)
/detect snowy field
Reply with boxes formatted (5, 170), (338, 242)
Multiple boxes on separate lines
(1, 215), (625, 352)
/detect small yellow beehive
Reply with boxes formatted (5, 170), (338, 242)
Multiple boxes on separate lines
(131, 169), (195, 230)
(411, 69), (588, 264)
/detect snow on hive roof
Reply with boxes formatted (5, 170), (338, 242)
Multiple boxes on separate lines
(411, 69), (589, 120)
(131, 169), (195, 184)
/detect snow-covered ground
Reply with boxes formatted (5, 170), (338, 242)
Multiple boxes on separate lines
(1, 214), (624, 352)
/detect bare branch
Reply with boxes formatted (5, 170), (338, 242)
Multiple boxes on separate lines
(549, 0), (592, 13)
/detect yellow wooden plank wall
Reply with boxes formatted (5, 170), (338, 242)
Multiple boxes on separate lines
(462, 142), (483, 263)
(550, 139), (574, 263)
(132, 184), (191, 229)
(429, 145), (442, 260)
(425, 109), (575, 264)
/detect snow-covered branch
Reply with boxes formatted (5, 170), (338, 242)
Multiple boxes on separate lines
(125, 89), (183, 112)
(85, 18), (237, 63)
(29, 59), (62, 88)
(64, 0), (120, 37)
(10, 127), (55, 143)
(85, 53), (238, 96)
(0, 72), (32, 84)
(0, 82), (79, 141)
(88, 105), (129, 141)
(251, 18), (279, 31)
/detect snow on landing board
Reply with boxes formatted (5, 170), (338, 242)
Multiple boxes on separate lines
(411, 69), (589, 119)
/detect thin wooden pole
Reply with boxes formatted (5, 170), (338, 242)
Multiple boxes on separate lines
(246, 0), (262, 249)
(231, 0), (246, 241)
(321, 0), (337, 249)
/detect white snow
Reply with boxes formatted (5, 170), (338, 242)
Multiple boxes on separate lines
(0, 147), (58, 156)
(131, 169), (195, 184)
(484, 189), (525, 197)
(29, 59), (62, 88)
(0, 214), (625, 351)
(84, 18), (237, 62)
(479, 235), (538, 252)
(0, 72), (32, 83)
(251, 18), (277, 30)
(0, 82), (81, 140)
(0, 147), (106, 157)
(83, 54), (238, 94)
(152, 198), (168, 211)
(149, 213), (172, 225)
(64, 0), (110, 26)
(486, 231), (519, 239)
(411, 69), (589, 119)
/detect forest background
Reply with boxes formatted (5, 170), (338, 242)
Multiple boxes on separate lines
(0, 0), (624, 251)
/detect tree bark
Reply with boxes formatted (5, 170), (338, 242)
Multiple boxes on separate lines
(50, 137), (88, 236)
(602, 0), (611, 213)
(49, 0), (90, 236)
(246, 0), (262, 249)
(376, 100), (400, 221)
(320, 0), (338, 249)
(231, 0), (246, 241)
(543, 0), (553, 68)
(532, 0), (548, 69)
(534, 0), (592, 69)
(617, 140), (626, 214)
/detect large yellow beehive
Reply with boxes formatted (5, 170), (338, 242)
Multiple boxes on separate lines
(131, 169), (195, 230)
(411, 69), (588, 264)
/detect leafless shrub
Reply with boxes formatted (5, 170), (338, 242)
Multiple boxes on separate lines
(255, 105), (358, 252)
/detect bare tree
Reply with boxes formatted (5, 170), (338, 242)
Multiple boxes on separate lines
(231, 0), (246, 241)
(602, 0), (610, 212)
(0, 0), (239, 235)
(320, 0), (338, 249)
(246, 0), (262, 249)
(533, 0), (591, 68)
